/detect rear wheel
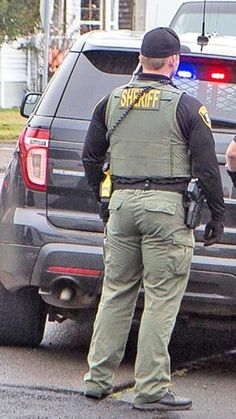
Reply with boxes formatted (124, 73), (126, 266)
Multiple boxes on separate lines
(0, 283), (46, 347)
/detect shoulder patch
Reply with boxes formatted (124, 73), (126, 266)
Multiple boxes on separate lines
(199, 105), (211, 129)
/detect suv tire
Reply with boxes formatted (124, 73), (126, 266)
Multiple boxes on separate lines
(0, 283), (46, 347)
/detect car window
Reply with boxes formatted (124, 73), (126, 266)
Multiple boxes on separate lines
(170, 1), (236, 36)
(36, 53), (78, 117)
(56, 50), (139, 120)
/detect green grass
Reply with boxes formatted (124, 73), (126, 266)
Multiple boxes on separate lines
(0, 108), (25, 142)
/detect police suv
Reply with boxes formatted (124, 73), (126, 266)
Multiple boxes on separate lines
(0, 30), (236, 347)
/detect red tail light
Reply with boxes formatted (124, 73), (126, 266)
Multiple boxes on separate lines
(19, 127), (50, 192)
(47, 266), (102, 277)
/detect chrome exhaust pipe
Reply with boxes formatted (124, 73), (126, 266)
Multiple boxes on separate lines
(59, 287), (75, 301)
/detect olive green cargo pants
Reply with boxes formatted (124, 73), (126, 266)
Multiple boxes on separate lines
(84, 189), (195, 404)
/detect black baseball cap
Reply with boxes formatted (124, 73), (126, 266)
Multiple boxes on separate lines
(140, 27), (188, 58)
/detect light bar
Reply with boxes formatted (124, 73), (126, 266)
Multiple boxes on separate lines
(176, 60), (232, 83)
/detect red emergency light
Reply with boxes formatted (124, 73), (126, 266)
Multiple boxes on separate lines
(209, 69), (227, 81)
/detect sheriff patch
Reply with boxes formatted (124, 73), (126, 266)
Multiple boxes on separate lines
(199, 105), (211, 129)
(120, 88), (161, 110)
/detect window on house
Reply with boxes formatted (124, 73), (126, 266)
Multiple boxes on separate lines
(80, 0), (103, 34)
(80, 0), (119, 34)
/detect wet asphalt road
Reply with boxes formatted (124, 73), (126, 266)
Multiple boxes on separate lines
(0, 318), (235, 419)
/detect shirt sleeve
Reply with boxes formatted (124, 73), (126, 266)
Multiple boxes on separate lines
(82, 95), (109, 201)
(226, 169), (236, 187)
(177, 94), (225, 221)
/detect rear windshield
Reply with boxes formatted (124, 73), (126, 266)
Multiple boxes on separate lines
(170, 1), (236, 36)
(56, 50), (139, 120)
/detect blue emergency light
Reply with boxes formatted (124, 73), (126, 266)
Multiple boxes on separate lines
(176, 63), (196, 79)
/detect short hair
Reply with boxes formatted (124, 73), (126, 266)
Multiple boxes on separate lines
(140, 55), (167, 71)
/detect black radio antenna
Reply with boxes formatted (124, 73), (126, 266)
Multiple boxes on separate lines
(197, 0), (209, 51)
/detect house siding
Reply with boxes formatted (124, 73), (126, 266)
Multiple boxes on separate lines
(0, 42), (27, 108)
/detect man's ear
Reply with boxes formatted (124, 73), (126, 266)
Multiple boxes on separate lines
(167, 55), (175, 68)
(169, 54), (179, 64)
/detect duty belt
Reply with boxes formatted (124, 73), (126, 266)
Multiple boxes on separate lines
(113, 179), (187, 193)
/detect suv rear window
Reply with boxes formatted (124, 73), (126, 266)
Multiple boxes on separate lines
(56, 50), (139, 120)
(84, 50), (139, 74)
(35, 50), (139, 120)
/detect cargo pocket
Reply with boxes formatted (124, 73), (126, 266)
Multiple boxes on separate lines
(106, 193), (125, 235)
(145, 201), (177, 215)
(108, 193), (124, 212)
(169, 234), (195, 275)
(144, 201), (177, 234)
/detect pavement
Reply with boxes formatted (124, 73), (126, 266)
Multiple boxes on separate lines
(0, 349), (235, 419)
(1, 319), (235, 419)
(0, 142), (16, 173)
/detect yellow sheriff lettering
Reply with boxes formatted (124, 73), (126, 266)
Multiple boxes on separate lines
(120, 89), (127, 107)
(152, 90), (160, 107)
(147, 90), (153, 107)
(138, 92), (146, 107)
(132, 89), (139, 105)
(120, 88), (160, 109)
(126, 88), (134, 104)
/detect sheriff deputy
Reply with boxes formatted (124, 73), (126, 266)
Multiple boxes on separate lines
(82, 27), (225, 412)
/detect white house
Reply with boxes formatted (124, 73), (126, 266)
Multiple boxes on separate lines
(0, 41), (28, 108)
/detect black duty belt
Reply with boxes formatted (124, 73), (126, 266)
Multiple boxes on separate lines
(113, 179), (186, 193)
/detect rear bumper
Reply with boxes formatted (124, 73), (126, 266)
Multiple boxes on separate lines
(1, 239), (236, 317)
(0, 204), (236, 316)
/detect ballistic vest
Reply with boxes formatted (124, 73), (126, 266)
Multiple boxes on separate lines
(105, 80), (191, 181)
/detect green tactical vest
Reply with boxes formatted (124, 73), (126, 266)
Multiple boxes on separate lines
(105, 80), (191, 181)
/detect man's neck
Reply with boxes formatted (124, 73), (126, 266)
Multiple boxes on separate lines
(142, 68), (171, 77)
(139, 73), (171, 81)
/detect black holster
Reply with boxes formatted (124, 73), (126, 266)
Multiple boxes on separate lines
(184, 179), (205, 229)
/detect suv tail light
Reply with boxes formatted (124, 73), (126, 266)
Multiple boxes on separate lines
(19, 127), (50, 192)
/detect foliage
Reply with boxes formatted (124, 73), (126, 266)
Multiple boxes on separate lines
(0, 0), (40, 46)
(0, 108), (25, 141)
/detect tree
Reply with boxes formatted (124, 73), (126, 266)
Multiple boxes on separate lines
(0, 0), (40, 46)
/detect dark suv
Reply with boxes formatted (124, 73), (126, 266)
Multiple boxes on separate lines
(0, 30), (236, 347)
